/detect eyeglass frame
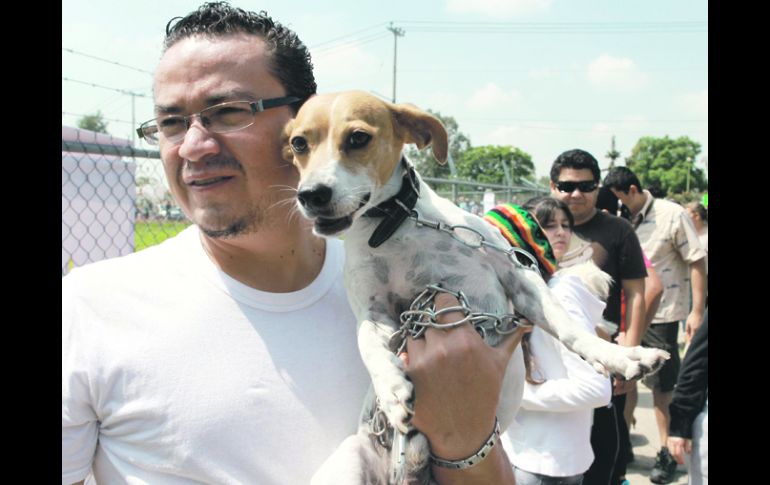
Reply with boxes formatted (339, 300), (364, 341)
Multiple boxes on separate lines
(555, 180), (599, 193)
(136, 95), (302, 145)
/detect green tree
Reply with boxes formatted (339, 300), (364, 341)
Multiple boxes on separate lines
(404, 109), (471, 179)
(456, 145), (535, 185)
(625, 136), (706, 196)
(77, 111), (109, 134)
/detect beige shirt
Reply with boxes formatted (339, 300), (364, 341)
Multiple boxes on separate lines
(633, 191), (707, 324)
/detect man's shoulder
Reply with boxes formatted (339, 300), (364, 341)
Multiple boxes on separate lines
(63, 227), (196, 292)
(650, 197), (685, 218)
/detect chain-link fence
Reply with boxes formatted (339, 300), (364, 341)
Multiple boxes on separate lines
(62, 127), (548, 275)
(62, 127), (190, 276)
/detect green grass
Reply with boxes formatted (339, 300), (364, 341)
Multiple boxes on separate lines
(135, 220), (192, 252)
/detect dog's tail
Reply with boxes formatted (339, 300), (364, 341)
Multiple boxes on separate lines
(553, 260), (613, 301)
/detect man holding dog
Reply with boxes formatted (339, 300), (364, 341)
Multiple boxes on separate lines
(549, 149), (649, 485)
(62, 2), (526, 484)
(603, 166), (707, 484)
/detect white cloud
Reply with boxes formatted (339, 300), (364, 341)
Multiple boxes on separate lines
(447, 0), (552, 17)
(467, 82), (522, 112)
(680, 89), (708, 117)
(587, 54), (647, 91)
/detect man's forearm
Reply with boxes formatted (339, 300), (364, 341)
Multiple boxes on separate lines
(689, 258), (707, 316)
(623, 282), (646, 347)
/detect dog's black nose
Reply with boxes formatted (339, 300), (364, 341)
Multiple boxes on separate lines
(297, 184), (333, 210)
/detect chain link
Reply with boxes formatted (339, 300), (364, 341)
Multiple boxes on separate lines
(409, 212), (542, 273)
(369, 208), (539, 480)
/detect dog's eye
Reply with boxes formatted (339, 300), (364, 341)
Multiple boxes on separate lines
(291, 136), (308, 154)
(348, 131), (371, 149)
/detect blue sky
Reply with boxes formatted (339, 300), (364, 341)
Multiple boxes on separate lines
(62, 0), (708, 180)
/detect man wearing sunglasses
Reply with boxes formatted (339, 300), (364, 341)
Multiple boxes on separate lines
(549, 149), (648, 485)
(62, 3), (523, 485)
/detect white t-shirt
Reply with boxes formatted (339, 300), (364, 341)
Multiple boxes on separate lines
(500, 274), (612, 477)
(62, 226), (370, 485)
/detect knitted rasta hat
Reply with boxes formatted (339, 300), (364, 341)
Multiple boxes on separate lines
(483, 203), (557, 277)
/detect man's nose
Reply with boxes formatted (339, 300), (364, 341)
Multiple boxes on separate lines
(177, 119), (220, 162)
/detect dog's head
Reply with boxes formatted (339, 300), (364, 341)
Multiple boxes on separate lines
(282, 90), (448, 237)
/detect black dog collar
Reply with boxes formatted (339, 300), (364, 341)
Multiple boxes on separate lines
(362, 157), (420, 248)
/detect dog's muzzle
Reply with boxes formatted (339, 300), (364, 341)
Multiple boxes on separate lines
(297, 184), (370, 236)
(297, 184), (333, 212)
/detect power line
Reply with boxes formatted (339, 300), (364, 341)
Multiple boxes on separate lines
(62, 77), (151, 98)
(62, 47), (154, 75)
(464, 117), (707, 123)
(401, 66), (707, 73)
(309, 22), (388, 49)
(393, 20), (707, 34)
(311, 31), (390, 56)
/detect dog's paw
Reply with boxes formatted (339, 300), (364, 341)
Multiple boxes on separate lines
(375, 377), (415, 434)
(609, 345), (671, 381)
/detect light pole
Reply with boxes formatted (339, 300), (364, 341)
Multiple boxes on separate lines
(387, 23), (405, 103)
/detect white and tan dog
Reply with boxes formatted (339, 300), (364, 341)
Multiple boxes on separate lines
(283, 91), (668, 484)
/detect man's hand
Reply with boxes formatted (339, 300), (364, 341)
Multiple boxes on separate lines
(612, 376), (637, 396)
(400, 292), (529, 483)
(667, 436), (692, 465)
(685, 310), (704, 343)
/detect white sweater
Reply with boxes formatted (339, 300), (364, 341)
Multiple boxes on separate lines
(501, 274), (612, 477)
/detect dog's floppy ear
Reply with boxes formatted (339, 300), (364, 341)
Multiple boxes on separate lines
(281, 119), (295, 164)
(391, 103), (449, 165)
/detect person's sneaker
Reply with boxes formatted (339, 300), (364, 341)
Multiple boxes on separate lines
(650, 447), (677, 484)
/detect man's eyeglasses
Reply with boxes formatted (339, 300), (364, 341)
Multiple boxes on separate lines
(556, 180), (598, 193)
(136, 96), (301, 146)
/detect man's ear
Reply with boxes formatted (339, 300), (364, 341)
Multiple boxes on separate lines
(629, 185), (639, 197)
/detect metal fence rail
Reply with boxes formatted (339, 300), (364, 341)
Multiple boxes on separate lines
(62, 132), (548, 275)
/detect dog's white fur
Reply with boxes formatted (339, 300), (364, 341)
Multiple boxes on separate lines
(283, 91), (669, 484)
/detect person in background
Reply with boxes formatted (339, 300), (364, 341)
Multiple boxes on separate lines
(603, 166), (707, 484)
(596, 185), (664, 471)
(549, 150), (648, 485)
(685, 202), (708, 274)
(668, 310), (708, 485)
(485, 199), (612, 485)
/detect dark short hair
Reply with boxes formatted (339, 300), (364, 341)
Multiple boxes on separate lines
(603, 166), (643, 194)
(686, 201), (708, 222)
(550, 149), (601, 183)
(524, 196), (575, 230)
(596, 186), (631, 219)
(163, 2), (316, 112)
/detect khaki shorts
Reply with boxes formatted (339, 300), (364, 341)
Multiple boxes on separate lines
(641, 321), (681, 392)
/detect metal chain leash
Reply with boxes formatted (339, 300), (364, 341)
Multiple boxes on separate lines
(369, 206), (541, 484)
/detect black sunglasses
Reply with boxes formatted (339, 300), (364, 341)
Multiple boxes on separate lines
(556, 180), (598, 193)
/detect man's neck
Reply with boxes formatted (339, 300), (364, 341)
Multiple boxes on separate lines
(198, 223), (327, 293)
(629, 191), (650, 218)
(573, 207), (597, 226)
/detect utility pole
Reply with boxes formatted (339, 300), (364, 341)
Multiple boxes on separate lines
(387, 23), (405, 103)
